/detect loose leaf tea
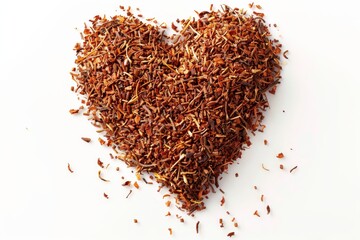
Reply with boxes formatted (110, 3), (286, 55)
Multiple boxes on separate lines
(71, 5), (283, 213)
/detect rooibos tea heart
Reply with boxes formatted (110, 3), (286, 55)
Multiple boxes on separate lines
(70, 5), (283, 213)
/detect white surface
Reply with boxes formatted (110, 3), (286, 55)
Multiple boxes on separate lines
(0, 0), (359, 239)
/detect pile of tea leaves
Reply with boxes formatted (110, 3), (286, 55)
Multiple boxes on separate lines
(70, 5), (282, 213)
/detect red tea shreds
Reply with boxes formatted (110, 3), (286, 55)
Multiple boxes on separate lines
(168, 228), (173, 235)
(97, 158), (104, 168)
(235, 173), (239, 177)
(103, 193), (109, 199)
(219, 218), (224, 228)
(280, 164), (284, 169)
(133, 181), (140, 189)
(81, 137), (91, 143)
(254, 210), (260, 217)
(67, 163), (74, 173)
(266, 205), (271, 214)
(261, 194), (264, 202)
(276, 153), (284, 158)
(264, 139), (268, 145)
(234, 222), (238, 227)
(69, 109), (79, 114)
(165, 211), (171, 216)
(196, 221), (200, 234)
(98, 137), (105, 145)
(133, 219), (138, 223)
(163, 194), (171, 199)
(283, 50), (289, 59)
(122, 181), (131, 186)
(71, 5), (283, 213)
(227, 232), (235, 237)
(165, 200), (171, 207)
(98, 170), (110, 182)
(220, 196), (225, 206)
(290, 166), (298, 173)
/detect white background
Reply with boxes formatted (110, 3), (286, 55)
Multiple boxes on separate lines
(0, 0), (359, 239)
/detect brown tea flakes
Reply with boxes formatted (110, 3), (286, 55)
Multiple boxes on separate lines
(71, 5), (283, 213)
(67, 163), (74, 173)
(81, 137), (91, 143)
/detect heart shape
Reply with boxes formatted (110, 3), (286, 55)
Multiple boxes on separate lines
(71, 6), (282, 213)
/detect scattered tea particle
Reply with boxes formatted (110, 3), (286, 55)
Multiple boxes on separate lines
(165, 211), (171, 216)
(219, 188), (225, 194)
(283, 50), (289, 59)
(126, 190), (132, 198)
(180, 218), (184, 223)
(137, 14), (143, 18)
(234, 222), (238, 227)
(122, 181), (131, 186)
(133, 219), (138, 223)
(249, 2), (254, 8)
(81, 137), (91, 143)
(255, 4), (262, 9)
(280, 164), (284, 170)
(254, 186), (258, 190)
(220, 196), (225, 206)
(235, 173), (239, 177)
(103, 193), (109, 199)
(264, 139), (268, 145)
(165, 200), (171, 207)
(116, 167), (120, 171)
(168, 228), (173, 235)
(98, 137), (105, 145)
(254, 210), (260, 217)
(231, 217), (236, 222)
(133, 181), (139, 189)
(67, 163), (74, 173)
(136, 172), (141, 180)
(97, 158), (104, 168)
(262, 163), (270, 171)
(290, 166), (298, 173)
(253, 11), (265, 17)
(226, 211), (231, 215)
(196, 221), (200, 234)
(98, 170), (109, 182)
(163, 194), (170, 199)
(261, 194), (264, 202)
(171, 22), (178, 32)
(69, 109), (79, 114)
(219, 218), (224, 228)
(227, 232), (235, 237)
(266, 205), (271, 214)
(276, 153), (284, 159)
